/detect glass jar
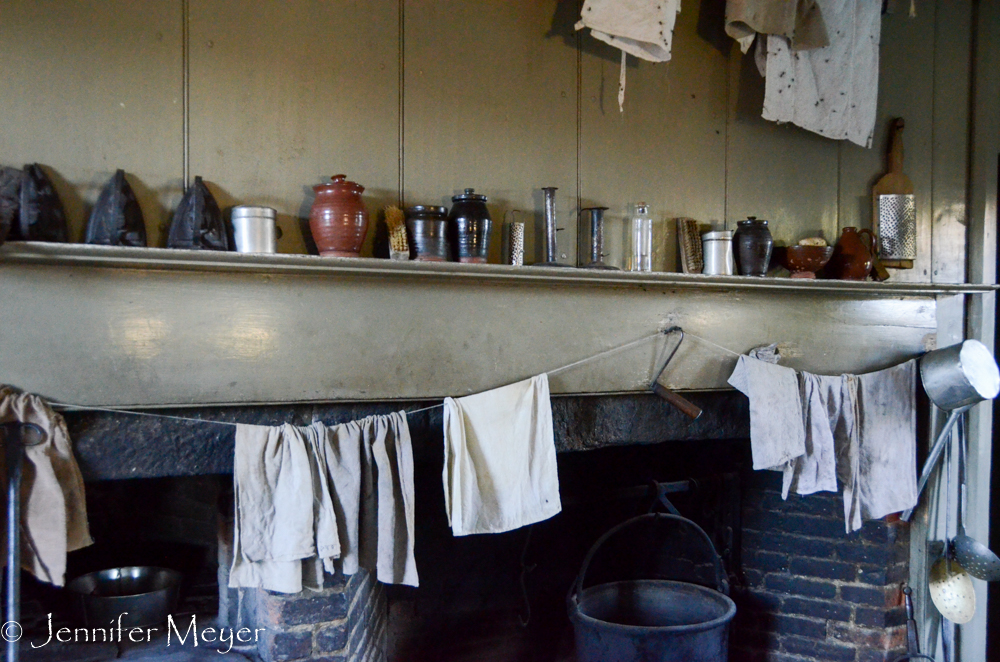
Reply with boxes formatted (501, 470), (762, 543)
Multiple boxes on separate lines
(626, 203), (653, 272)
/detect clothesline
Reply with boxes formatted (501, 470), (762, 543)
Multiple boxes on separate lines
(49, 329), (744, 427)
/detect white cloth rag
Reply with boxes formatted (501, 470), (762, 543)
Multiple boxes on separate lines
(0, 387), (92, 587)
(443, 374), (561, 536)
(785, 372), (845, 498)
(575, 0), (682, 111)
(761, 0), (881, 147)
(840, 360), (918, 532)
(725, 0), (829, 52)
(230, 413), (417, 593)
(728, 355), (806, 472)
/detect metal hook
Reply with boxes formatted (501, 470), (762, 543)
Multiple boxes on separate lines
(650, 327), (703, 420)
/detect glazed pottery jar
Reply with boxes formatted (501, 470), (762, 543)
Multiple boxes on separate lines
(309, 175), (368, 257)
(447, 188), (491, 263)
(828, 227), (875, 280)
(405, 205), (449, 262)
(733, 217), (773, 276)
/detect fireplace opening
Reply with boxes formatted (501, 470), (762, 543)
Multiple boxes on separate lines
(19, 396), (913, 662)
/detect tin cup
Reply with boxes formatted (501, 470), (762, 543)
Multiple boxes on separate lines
(701, 231), (734, 276)
(231, 206), (282, 254)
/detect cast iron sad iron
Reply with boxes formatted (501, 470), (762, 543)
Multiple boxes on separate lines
(19, 164), (68, 242)
(85, 169), (147, 247)
(167, 176), (229, 250)
(0, 166), (19, 245)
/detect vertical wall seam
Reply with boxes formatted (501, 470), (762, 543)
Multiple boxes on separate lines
(398, 0), (405, 206)
(929, 0), (939, 282)
(182, 0), (190, 188)
(723, 46), (730, 229)
(576, 23), (583, 216)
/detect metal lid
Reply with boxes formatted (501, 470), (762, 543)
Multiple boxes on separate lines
(634, 202), (650, 214)
(702, 231), (732, 241)
(739, 216), (768, 224)
(231, 205), (276, 220)
(405, 205), (448, 217)
(452, 188), (487, 203)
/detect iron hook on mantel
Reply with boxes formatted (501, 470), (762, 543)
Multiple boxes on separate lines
(650, 327), (703, 421)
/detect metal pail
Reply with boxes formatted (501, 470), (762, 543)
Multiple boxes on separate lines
(568, 513), (736, 662)
(920, 340), (999, 411)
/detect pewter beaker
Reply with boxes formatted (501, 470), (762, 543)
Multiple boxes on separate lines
(538, 187), (567, 267)
(579, 207), (618, 270)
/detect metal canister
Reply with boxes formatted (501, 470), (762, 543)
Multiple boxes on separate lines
(231, 206), (281, 254)
(405, 206), (449, 262)
(447, 189), (491, 263)
(701, 230), (734, 276)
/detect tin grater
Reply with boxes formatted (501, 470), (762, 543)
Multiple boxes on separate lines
(877, 194), (916, 260)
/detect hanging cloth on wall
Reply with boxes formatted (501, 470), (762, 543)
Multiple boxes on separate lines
(725, 0), (829, 53)
(443, 374), (560, 536)
(760, 0), (881, 148)
(0, 386), (92, 586)
(574, 0), (682, 112)
(229, 413), (417, 593)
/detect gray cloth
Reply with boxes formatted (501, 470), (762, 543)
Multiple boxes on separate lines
(783, 373), (845, 498)
(318, 413), (418, 587)
(230, 413), (417, 593)
(725, 0), (829, 51)
(841, 360), (918, 532)
(728, 355), (806, 471)
(0, 387), (92, 587)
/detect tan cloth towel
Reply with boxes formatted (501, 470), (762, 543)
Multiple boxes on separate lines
(230, 414), (417, 593)
(725, 0), (829, 51)
(229, 423), (340, 594)
(0, 387), (92, 587)
(728, 356), (806, 472)
(443, 374), (561, 536)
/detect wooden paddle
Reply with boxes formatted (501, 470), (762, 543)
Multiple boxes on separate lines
(872, 118), (914, 270)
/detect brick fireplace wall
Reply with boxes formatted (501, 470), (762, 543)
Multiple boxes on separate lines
(732, 472), (910, 662)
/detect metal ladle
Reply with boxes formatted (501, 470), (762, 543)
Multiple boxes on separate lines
(953, 415), (1000, 580)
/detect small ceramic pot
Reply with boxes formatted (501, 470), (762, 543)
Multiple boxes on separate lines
(309, 175), (368, 257)
(733, 217), (774, 276)
(406, 206), (449, 262)
(447, 189), (491, 263)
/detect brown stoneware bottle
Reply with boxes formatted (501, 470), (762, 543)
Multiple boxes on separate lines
(828, 227), (875, 280)
(309, 174), (369, 257)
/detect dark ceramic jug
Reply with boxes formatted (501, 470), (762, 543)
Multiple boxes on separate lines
(447, 189), (491, 263)
(309, 175), (369, 257)
(828, 227), (875, 280)
(406, 205), (449, 262)
(733, 217), (773, 277)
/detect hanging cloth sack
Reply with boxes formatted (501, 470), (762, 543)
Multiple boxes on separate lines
(167, 175), (229, 250)
(19, 164), (68, 243)
(85, 169), (147, 247)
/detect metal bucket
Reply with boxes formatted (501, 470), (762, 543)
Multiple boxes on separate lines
(920, 339), (999, 411)
(568, 513), (736, 662)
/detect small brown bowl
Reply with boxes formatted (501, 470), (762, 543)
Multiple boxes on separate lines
(780, 245), (834, 278)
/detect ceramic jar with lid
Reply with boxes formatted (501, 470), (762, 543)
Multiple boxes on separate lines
(447, 188), (491, 263)
(309, 174), (368, 257)
(406, 205), (449, 262)
(733, 216), (774, 276)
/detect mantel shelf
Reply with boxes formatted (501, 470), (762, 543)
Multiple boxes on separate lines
(1, 242), (994, 297)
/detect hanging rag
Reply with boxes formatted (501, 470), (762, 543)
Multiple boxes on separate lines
(575, 0), (682, 112)
(229, 423), (340, 594)
(839, 360), (917, 532)
(229, 413), (418, 593)
(727, 355), (806, 472)
(316, 413), (418, 587)
(784, 372), (845, 498)
(443, 374), (561, 536)
(0, 387), (92, 587)
(761, 0), (881, 148)
(725, 0), (829, 53)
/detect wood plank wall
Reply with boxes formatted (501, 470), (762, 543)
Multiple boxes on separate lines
(0, 0), (972, 281)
